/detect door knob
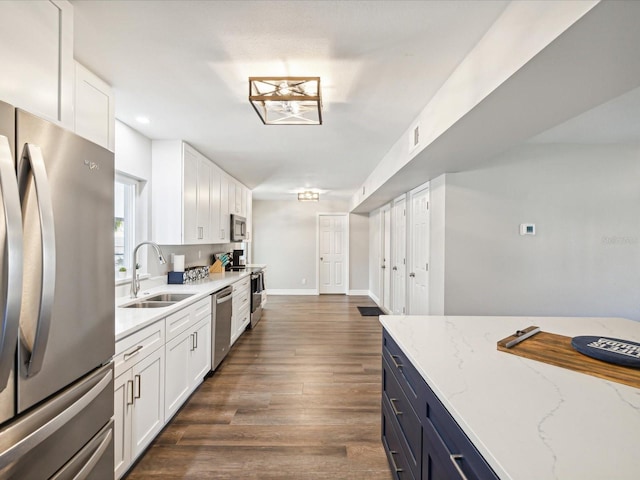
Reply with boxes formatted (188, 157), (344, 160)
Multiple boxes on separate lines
(392, 266), (397, 271)
(320, 257), (323, 261)
(409, 272), (415, 277)
(381, 265), (386, 269)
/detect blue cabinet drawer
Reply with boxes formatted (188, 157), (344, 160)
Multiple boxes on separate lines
(383, 331), (428, 416)
(383, 356), (422, 479)
(422, 387), (498, 480)
(382, 394), (417, 480)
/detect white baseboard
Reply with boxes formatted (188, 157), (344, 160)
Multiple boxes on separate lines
(348, 290), (369, 296)
(266, 289), (319, 296)
(369, 292), (380, 305)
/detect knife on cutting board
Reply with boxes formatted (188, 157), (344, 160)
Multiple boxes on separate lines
(498, 326), (541, 349)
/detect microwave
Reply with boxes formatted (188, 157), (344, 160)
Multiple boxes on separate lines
(230, 214), (246, 241)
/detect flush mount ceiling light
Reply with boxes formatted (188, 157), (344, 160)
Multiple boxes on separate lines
(298, 191), (320, 202)
(249, 77), (322, 125)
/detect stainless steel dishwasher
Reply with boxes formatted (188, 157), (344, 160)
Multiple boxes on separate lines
(212, 286), (233, 370)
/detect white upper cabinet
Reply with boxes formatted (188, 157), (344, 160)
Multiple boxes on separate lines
(245, 189), (253, 242)
(218, 173), (231, 243)
(74, 62), (115, 150)
(0, 0), (74, 128)
(152, 141), (215, 245)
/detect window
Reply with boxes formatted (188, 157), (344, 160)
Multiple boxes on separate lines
(114, 175), (137, 275)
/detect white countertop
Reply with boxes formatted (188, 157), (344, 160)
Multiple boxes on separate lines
(379, 315), (640, 480)
(115, 264), (266, 341)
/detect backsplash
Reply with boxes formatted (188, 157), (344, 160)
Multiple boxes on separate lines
(115, 242), (246, 298)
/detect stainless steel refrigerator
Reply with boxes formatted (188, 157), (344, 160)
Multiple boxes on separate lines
(0, 101), (115, 479)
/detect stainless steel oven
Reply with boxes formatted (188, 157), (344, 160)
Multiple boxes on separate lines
(250, 270), (265, 328)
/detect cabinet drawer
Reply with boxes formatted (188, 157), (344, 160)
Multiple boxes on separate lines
(382, 396), (416, 480)
(193, 296), (212, 323)
(383, 331), (428, 416)
(115, 320), (165, 377)
(422, 381), (499, 480)
(232, 277), (250, 292)
(166, 297), (211, 341)
(383, 356), (421, 479)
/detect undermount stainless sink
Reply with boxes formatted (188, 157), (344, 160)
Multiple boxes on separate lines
(122, 301), (175, 309)
(143, 293), (194, 302)
(120, 292), (195, 309)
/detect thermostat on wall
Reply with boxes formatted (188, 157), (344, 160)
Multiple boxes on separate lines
(520, 224), (535, 236)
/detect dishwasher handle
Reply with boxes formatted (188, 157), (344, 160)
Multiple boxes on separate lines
(216, 287), (233, 304)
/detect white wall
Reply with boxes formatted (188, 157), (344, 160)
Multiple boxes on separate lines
(252, 199), (368, 293)
(429, 175), (446, 315)
(349, 213), (369, 293)
(368, 209), (381, 302)
(443, 143), (640, 320)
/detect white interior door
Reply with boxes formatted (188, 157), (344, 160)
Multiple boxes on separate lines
(409, 185), (430, 314)
(381, 206), (391, 310)
(319, 214), (347, 294)
(391, 196), (406, 314)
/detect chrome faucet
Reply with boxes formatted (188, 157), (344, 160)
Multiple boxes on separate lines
(130, 241), (167, 298)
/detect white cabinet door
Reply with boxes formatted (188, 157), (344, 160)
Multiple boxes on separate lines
(219, 174), (230, 242)
(131, 347), (165, 459)
(0, 0), (74, 127)
(114, 370), (132, 479)
(189, 318), (211, 386)
(210, 166), (221, 243)
(74, 62), (115, 151)
(197, 154), (212, 243)
(164, 331), (191, 422)
(182, 145), (199, 244)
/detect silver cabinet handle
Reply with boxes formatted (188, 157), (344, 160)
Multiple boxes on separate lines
(390, 354), (403, 369)
(389, 450), (403, 474)
(389, 398), (403, 416)
(127, 380), (134, 406)
(409, 272), (415, 278)
(0, 368), (111, 466)
(18, 143), (56, 377)
(134, 374), (141, 399)
(190, 333), (195, 351)
(194, 331), (198, 349)
(0, 136), (23, 391)
(449, 454), (469, 480)
(123, 345), (143, 359)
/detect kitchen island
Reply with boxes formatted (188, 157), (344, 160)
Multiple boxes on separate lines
(380, 315), (640, 480)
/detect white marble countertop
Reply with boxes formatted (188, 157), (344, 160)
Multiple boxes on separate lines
(115, 264), (266, 341)
(379, 315), (640, 480)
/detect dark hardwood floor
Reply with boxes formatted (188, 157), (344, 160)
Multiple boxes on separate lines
(126, 295), (393, 480)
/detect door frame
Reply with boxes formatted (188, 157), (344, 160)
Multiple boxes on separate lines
(316, 213), (349, 295)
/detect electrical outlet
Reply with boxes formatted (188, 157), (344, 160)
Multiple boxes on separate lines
(198, 250), (202, 259)
(301, 278), (307, 285)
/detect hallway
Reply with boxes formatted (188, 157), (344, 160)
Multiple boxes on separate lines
(126, 295), (393, 479)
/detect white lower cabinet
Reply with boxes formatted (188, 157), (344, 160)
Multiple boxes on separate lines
(115, 295), (212, 478)
(165, 297), (212, 421)
(231, 277), (251, 345)
(114, 328), (165, 479)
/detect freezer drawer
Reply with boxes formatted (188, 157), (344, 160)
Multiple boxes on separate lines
(0, 363), (113, 479)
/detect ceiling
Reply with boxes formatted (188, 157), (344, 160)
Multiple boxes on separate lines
(71, 0), (510, 201)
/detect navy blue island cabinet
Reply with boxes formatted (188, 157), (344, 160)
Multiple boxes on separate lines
(381, 329), (499, 480)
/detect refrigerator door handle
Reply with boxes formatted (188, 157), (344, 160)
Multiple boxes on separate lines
(0, 136), (23, 391)
(0, 368), (112, 467)
(17, 143), (56, 377)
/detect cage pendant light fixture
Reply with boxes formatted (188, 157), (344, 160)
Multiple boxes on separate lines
(249, 77), (322, 125)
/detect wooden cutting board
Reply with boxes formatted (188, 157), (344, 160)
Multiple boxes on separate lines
(497, 331), (640, 389)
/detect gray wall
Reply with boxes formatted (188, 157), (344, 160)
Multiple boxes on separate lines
(443, 143), (640, 320)
(252, 199), (369, 292)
